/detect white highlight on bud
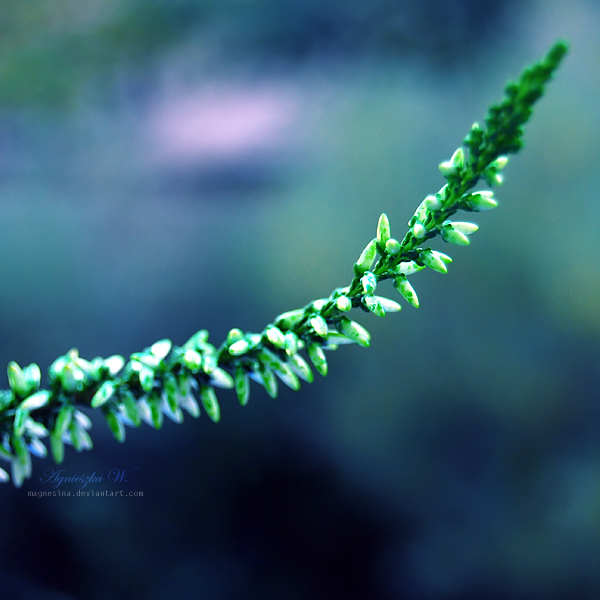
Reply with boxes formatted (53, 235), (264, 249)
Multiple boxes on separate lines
(229, 339), (250, 356)
(335, 295), (352, 312)
(150, 339), (172, 360)
(412, 223), (427, 239)
(423, 195), (442, 211)
(385, 238), (401, 255)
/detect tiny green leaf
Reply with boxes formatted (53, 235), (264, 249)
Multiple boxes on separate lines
(287, 353), (314, 383)
(235, 366), (250, 406)
(200, 385), (221, 422)
(147, 392), (164, 429)
(106, 411), (126, 443)
(13, 407), (29, 437)
(120, 388), (141, 427)
(54, 404), (74, 436)
(307, 343), (328, 377)
(50, 432), (65, 465)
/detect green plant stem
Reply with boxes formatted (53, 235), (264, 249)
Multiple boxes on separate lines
(0, 40), (568, 487)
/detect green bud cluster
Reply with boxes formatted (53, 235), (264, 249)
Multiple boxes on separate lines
(0, 41), (567, 486)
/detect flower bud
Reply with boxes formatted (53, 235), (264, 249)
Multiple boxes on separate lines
(210, 367), (235, 389)
(147, 392), (163, 429)
(106, 411), (126, 443)
(274, 308), (304, 330)
(337, 317), (371, 347)
(438, 147), (465, 177)
(265, 325), (285, 349)
(179, 391), (200, 419)
(19, 390), (51, 412)
(283, 331), (299, 356)
(229, 339), (250, 356)
(361, 271), (377, 294)
(27, 437), (47, 459)
(449, 221), (479, 235)
(257, 364), (278, 398)
(423, 194), (442, 211)
(354, 238), (378, 275)
(50, 432), (65, 465)
(120, 388), (141, 427)
(69, 422), (93, 452)
(91, 381), (117, 408)
(385, 238), (401, 255)
(335, 295), (352, 312)
(441, 224), (470, 246)
(26, 419), (49, 438)
(377, 213), (390, 245)
(310, 315), (328, 337)
(420, 249), (452, 274)
(150, 339), (172, 360)
(376, 296), (402, 313)
(287, 353), (314, 383)
(13, 407), (28, 437)
(227, 328), (244, 344)
(139, 366), (155, 393)
(8, 362), (31, 397)
(182, 348), (202, 372)
(466, 190), (498, 211)
(362, 295), (385, 317)
(235, 367), (250, 406)
(393, 261), (425, 276)
(412, 223), (427, 239)
(307, 343), (328, 377)
(393, 276), (419, 308)
(104, 355), (125, 376)
(484, 170), (504, 186)
(61, 363), (85, 393)
(183, 329), (210, 350)
(489, 155), (508, 170)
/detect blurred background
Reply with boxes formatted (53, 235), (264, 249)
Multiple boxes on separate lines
(1, 0), (599, 598)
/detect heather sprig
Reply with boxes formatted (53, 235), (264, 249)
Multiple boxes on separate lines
(0, 41), (567, 486)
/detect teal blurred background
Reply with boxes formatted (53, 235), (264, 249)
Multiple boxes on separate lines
(1, 1), (600, 598)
